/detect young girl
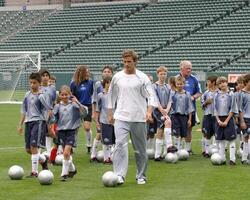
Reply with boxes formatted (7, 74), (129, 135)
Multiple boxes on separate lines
(96, 79), (115, 164)
(50, 85), (88, 181)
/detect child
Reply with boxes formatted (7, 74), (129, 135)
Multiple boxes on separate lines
(50, 85), (88, 181)
(214, 77), (238, 165)
(18, 72), (51, 177)
(201, 75), (218, 157)
(96, 79), (115, 164)
(91, 66), (113, 162)
(153, 66), (175, 161)
(239, 73), (250, 164)
(39, 69), (57, 157)
(171, 76), (194, 151)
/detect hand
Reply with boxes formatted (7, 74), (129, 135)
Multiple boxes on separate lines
(221, 121), (228, 127)
(164, 115), (171, 127)
(71, 95), (78, 103)
(146, 111), (153, 123)
(206, 98), (213, 105)
(48, 109), (53, 118)
(240, 121), (247, 130)
(17, 125), (23, 135)
(160, 108), (167, 116)
(108, 112), (114, 125)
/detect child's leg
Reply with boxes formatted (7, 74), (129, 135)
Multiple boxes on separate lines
(229, 140), (236, 162)
(205, 136), (211, 155)
(164, 117), (173, 149)
(91, 133), (101, 159)
(154, 128), (163, 159)
(61, 145), (71, 177)
(242, 136), (249, 162)
(30, 146), (39, 174)
(219, 140), (226, 162)
(103, 144), (111, 162)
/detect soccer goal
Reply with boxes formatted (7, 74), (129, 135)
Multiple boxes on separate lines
(0, 51), (41, 104)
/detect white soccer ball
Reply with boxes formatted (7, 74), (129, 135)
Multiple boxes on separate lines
(55, 154), (64, 165)
(165, 153), (178, 163)
(177, 149), (189, 161)
(8, 165), (24, 180)
(208, 146), (219, 156)
(237, 148), (243, 158)
(38, 170), (54, 185)
(102, 171), (118, 187)
(210, 153), (223, 165)
(97, 150), (104, 162)
(146, 149), (155, 159)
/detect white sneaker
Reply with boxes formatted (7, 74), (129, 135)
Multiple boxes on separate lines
(117, 175), (125, 185)
(137, 178), (146, 185)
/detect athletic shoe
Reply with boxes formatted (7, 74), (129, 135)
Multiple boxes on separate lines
(60, 175), (68, 182)
(90, 157), (98, 162)
(87, 147), (91, 154)
(188, 150), (195, 155)
(137, 178), (146, 185)
(202, 151), (206, 156)
(167, 145), (178, 153)
(221, 161), (226, 165)
(41, 159), (48, 170)
(154, 156), (163, 161)
(204, 153), (210, 158)
(103, 158), (112, 164)
(68, 170), (77, 178)
(241, 160), (250, 165)
(117, 175), (125, 185)
(229, 160), (236, 165)
(26, 172), (38, 178)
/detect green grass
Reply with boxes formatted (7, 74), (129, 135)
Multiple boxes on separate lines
(0, 103), (250, 200)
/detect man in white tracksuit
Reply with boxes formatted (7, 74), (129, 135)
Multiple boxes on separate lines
(108, 49), (157, 185)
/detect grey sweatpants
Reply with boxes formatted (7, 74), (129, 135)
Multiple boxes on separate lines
(113, 119), (148, 180)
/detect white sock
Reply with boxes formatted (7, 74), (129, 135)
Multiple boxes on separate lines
(91, 138), (101, 158)
(201, 136), (205, 153)
(103, 145), (110, 161)
(205, 139), (210, 154)
(61, 159), (70, 176)
(39, 153), (46, 163)
(31, 153), (39, 173)
(174, 137), (181, 150)
(242, 141), (248, 161)
(185, 142), (191, 152)
(57, 145), (63, 155)
(155, 139), (163, 158)
(164, 128), (173, 148)
(229, 141), (236, 162)
(236, 134), (241, 149)
(68, 156), (75, 172)
(147, 138), (155, 149)
(86, 130), (92, 147)
(46, 136), (53, 155)
(219, 141), (226, 161)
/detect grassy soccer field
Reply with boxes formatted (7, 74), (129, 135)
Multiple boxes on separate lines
(0, 103), (250, 200)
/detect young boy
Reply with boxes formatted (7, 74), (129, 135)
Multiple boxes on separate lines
(96, 79), (115, 164)
(214, 76), (238, 165)
(18, 72), (51, 177)
(39, 69), (57, 158)
(171, 76), (194, 151)
(91, 66), (113, 162)
(239, 73), (250, 164)
(201, 75), (218, 157)
(153, 66), (175, 161)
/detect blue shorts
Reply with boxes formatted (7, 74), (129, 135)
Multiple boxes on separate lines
(202, 115), (216, 138)
(171, 114), (188, 138)
(101, 123), (115, 145)
(83, 104), (92, 122)
(153, 109), (164, 129)
(191, 112), (196, 127)
(215, 117), (236, 141)
(58, 130), (77, 147)
(242, 118), (250, 137)
(25, 121), (46, 149)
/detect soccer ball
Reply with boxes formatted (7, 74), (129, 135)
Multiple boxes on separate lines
(102, 171), (118, 187)
(97, 150), (104, 162)
(55, 154), (64, 165)
(8, 165), (24, 180)
(38, 170), (54, 185)
(237, 148), (243, 158)
(177, 149), (189, 161)
(210, 153), (223, 165)
(146, 149), (155, 159)
(165, 153), (178, 163)
(208, 145), (219, 156)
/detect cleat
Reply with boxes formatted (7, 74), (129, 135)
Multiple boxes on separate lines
(117, 175), (125, 185)
(229, 160), (236, 165)
(103, 158), (112, 164)
(188, 150), (195, 155)
(204, 153), (210, 158)
(90, 157), (98, 163)
(68, 170), (77, 178)
(167, 145), (178, 153)
(202, 151), (206, 156)
(26, 172), (38, 178)
(87, 147), (91, 154)
(241, 160), (250, 165)
(221, 161), (226, 165)
(41, 159), (49, 170)
(154, 156), (163, 161)
(137, 178), (146, 185)
(60, 175), (68, 182)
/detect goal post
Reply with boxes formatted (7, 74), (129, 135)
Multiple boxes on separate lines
(0, 51), (41, 104)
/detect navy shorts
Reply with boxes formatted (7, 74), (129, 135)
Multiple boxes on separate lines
(153, 109), (165, 129)
(25, 121), (46, 149)
(83, 104), (92, 122)
(147, 114), (157, 138)
(101, 123), (115, 145)
(215, 117), (237, 141)
(191, 112), (196, 127)
(202, 115), (216, 139)
(58, 130), (77, 147)
(242, 118), (250, 137)
(171, 114), (188, 138)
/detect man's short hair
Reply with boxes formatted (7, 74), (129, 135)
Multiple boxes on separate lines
(180, 60), (192, 69)
(29, 72), (41, 83)
(122, 49), (138, 62)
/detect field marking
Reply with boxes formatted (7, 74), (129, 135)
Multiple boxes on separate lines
(0, 146), (24, 151)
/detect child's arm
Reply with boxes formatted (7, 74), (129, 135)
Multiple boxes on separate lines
(71, 96), (88, 118)
(17, 114), (25, 135)
(221, 112), (234, 127)
(239, 111), (247, 130)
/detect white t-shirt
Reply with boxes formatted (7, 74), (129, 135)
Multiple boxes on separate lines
(108, 69), (157, 122)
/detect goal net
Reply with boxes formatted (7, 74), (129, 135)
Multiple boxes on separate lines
(0, 51), (41, 104)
